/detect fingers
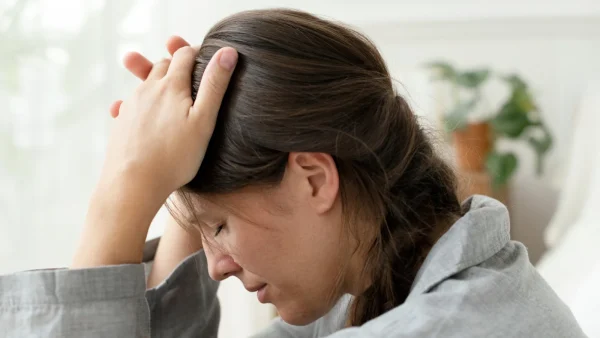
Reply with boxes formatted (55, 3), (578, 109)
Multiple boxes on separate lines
(147, 58), (171, 80)
(123, 36), (191, 81)
(114, 36), (190, 118)
(123, 52), (153, 81)
(109, 100), (123, 118)
(191, 47), (238, 123)
(166, 46), (198, 87)
(166, 36), (191, 56)
(113, 36), (195, 118)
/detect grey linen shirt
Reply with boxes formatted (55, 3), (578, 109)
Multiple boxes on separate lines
(0, 195), (586, 337)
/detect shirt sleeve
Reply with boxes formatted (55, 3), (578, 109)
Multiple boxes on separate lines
(146, 249), (220, 337)
(0, 263), (150, 337)
(0, 243), (220, 338)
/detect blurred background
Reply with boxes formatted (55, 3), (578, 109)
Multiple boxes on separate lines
(1, 0), (599, 337)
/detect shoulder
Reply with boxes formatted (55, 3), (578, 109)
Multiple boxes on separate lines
(359, 241), (586, 337)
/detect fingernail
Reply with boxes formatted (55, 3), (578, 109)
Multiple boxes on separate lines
(219, 48), (238, 71)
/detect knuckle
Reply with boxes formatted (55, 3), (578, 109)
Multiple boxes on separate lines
(148, 59), (170, 77)
(174, 46), (194, 59)
(158, 79), (172, 93)
(133, 83), (147, 96)
(163, 74), (183, 88)
(153, 58), (170, 71)
(162, 74), (175, 85)
(205, 75), (223, 96)
(160, 58), (171, 68)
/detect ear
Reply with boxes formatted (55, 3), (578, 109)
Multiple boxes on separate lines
(287, 152), (339, 214)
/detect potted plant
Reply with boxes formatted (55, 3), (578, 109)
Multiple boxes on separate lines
(425, 62), (553, 190)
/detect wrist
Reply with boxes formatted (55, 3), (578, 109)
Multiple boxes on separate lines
(99, 160), (175, 200)
(71, 173), (171, 268)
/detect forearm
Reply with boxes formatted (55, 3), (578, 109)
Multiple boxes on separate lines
(71, 172), (170, 268)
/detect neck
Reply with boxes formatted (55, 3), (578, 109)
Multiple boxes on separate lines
(344, 214), (459, 297)
(343, 232), (375, 296)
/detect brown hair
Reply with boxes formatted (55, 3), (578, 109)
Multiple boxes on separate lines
(179, 9), (462, 326)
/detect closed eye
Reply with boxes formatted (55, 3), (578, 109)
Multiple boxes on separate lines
(214, 224), (224, 237)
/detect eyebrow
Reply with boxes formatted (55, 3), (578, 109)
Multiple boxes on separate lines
(184, 207), (223, 228)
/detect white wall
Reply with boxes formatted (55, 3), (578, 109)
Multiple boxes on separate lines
(164, 0), (600, 28)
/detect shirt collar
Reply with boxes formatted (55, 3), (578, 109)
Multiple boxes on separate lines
(408, 195), (511, 297)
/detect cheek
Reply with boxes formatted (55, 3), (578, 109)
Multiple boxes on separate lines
(221, 194), (345, 289)
(233, 215), (340, 286)
(227, 220), (282, 270)
(201, 236), (217, 260)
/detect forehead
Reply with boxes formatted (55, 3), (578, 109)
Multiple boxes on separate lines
(182, 185), (289, 224)
(209, 184), (290, 212)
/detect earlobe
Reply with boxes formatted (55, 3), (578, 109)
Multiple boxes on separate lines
(288, 152), (339, 214)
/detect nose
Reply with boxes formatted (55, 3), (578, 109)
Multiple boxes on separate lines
(206, 252), (242, 281)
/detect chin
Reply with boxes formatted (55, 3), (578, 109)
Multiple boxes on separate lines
(277, 304), (326, 326)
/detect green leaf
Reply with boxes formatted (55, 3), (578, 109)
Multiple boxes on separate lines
(511, 86), (537, 113)
(528, 134), (552, 155)
(444, 97), (478, 132)
(501, 74), (528, 90)
(527, 126), (553, 175)
(486, 151), (518, 188)
(491, 102), (532, 138)
(424, 61), (456, 81)
(455, 69), (490, 88)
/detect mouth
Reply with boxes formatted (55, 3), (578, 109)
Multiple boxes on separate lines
(244, 283), (267, 293)
(257, 284), (268, 303)
(244, 283), (269, 303)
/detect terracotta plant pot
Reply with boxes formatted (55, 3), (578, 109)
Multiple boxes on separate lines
(452, 122), (492, 171)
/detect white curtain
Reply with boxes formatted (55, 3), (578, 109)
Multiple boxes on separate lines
(536, 80), (600, 337)
(1, 0), (146, 273)
(540, 81), (600, 248)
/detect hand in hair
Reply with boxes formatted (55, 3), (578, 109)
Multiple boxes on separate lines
(109, 36), (195, 118)
(111, 35), (206, 288)
(71, 41), (238, 268)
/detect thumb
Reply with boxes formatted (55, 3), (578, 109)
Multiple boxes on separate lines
(190, 47), (238, 125)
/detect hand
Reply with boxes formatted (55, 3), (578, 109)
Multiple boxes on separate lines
(71, 41), (238, 268)
(114, 36), (206, 287)
(109, 36), (193, 118)
(102, 44), (238, 197)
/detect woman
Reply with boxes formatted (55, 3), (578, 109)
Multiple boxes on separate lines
(0, 9), (585, 338)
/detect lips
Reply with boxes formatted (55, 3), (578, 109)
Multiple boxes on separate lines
(257, 284), (268, 303)
(243, 283), (269, 303)
(244, 283), (267, 293)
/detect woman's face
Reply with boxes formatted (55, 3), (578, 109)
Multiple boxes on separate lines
(196, 153), (365, 325)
